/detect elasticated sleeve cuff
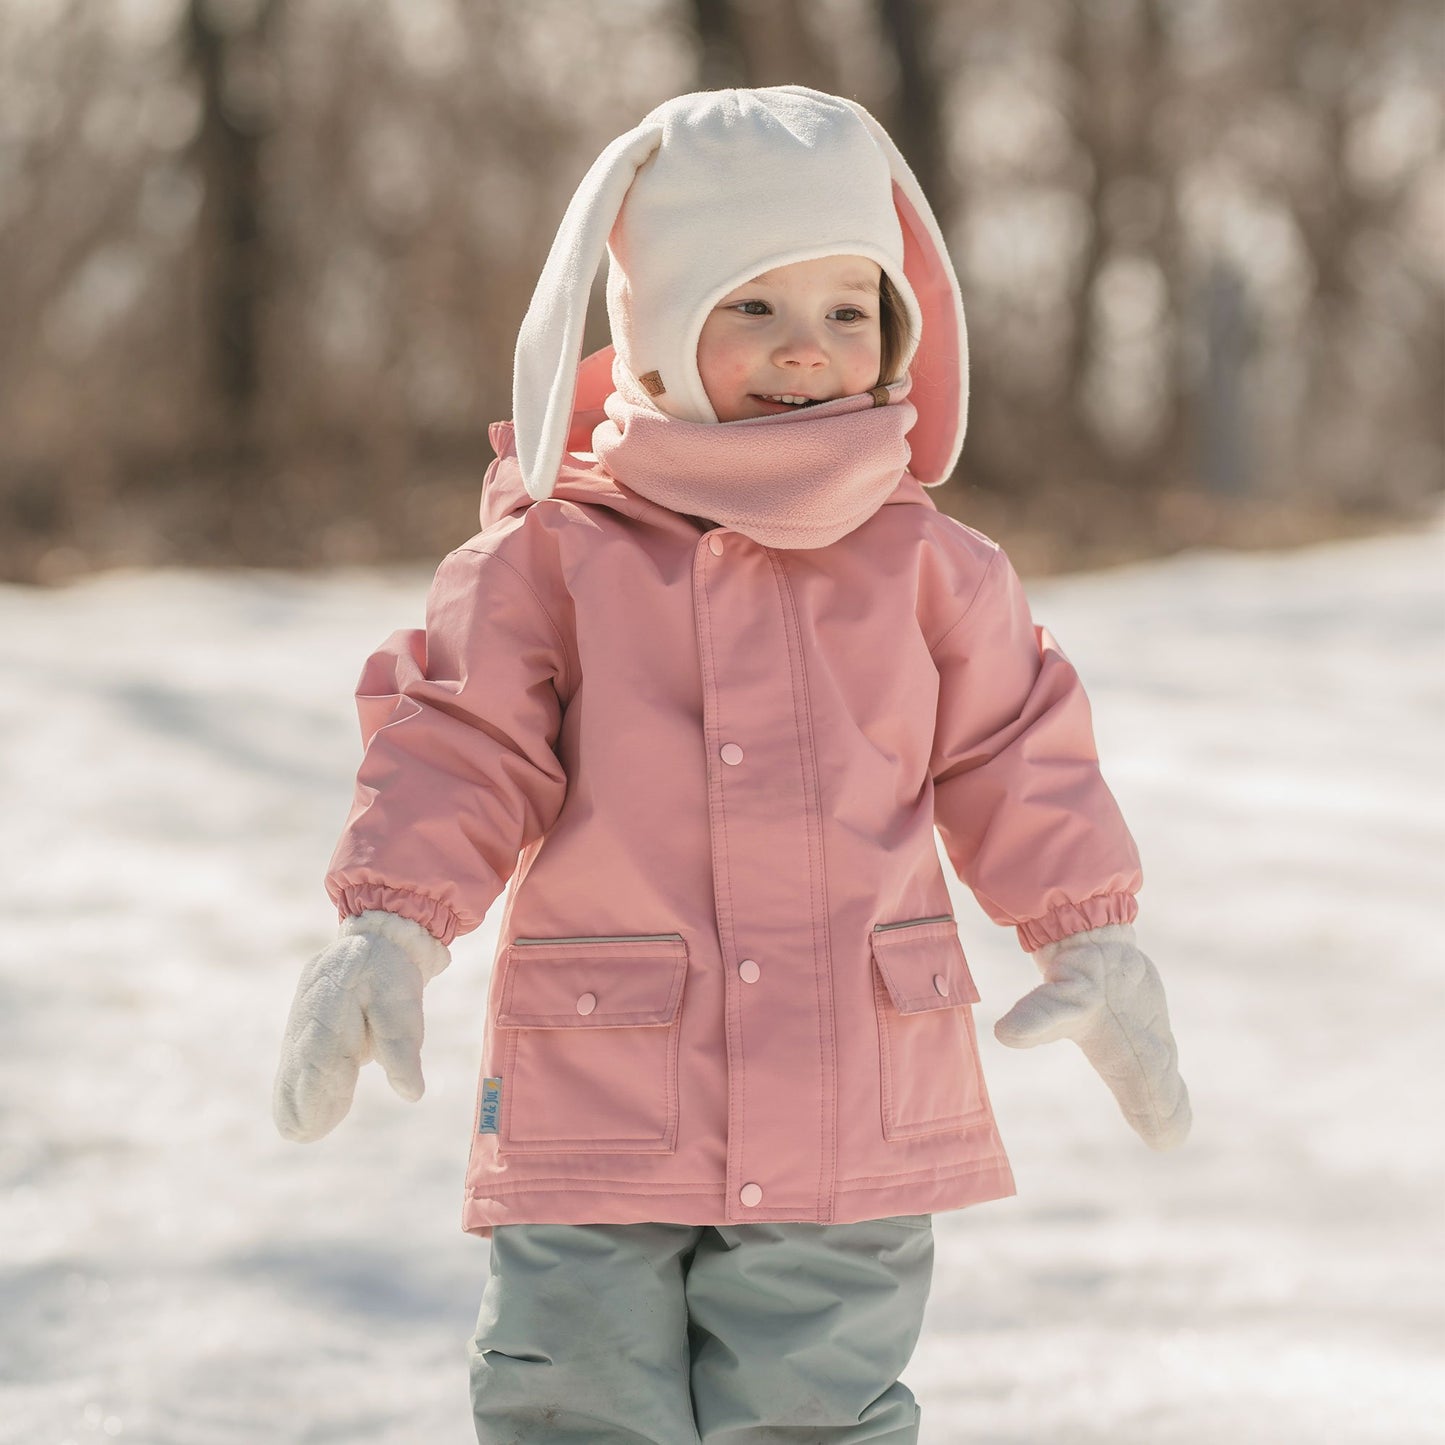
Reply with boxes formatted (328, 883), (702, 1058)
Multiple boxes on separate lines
(1014, 891), (1139, 953)
(333, 885), (463, 948)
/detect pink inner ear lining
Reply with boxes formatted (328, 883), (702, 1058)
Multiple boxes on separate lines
(565, 345), (619, 452)
(893, 180), (963, 486)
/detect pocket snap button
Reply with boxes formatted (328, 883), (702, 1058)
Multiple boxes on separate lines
(720, 743), (744, 765)
(932, 974), (949, 997)
(739, 959), (760, 983)
(576, 992), (597, 1015)
(739, 1183), (763, 1207)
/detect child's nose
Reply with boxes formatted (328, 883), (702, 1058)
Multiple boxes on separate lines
(772, 324), (828, 369)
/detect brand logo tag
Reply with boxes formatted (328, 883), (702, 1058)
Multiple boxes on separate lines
(479, 1077), (503, 1134)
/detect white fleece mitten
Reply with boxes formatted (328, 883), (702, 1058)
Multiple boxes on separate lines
(995, 922), (1191, 1150)
(273, 910), (450, 1143)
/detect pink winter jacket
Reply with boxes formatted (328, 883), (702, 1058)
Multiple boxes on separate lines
(326, 421), (1142, 1238)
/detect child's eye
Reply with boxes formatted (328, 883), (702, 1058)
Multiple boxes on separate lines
(732, 300), (771, 316)
(831, 307), (868, 323)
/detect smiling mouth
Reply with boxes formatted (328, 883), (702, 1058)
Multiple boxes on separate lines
(755, 393), (823, 407)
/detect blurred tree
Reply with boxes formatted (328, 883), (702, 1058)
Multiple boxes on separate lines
(691, 0), (749, 88)
(1200, 257), (1256, 497)
(874, 0), (946, 213)
(184, 0), (282, 548)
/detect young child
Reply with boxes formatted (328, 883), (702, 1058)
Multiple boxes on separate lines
(274, 85), (1191, 1444)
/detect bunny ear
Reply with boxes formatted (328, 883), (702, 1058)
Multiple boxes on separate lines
(513, 123), (664, 500)
(839, 102), (969, 486)
(891, 179), (969, 486)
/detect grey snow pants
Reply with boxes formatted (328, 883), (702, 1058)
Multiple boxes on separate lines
(468, 1215), (935, 1444)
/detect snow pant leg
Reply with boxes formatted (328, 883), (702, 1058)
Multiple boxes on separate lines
(686, 1215), (935, 1444)
(467, 1221), (704, 1445)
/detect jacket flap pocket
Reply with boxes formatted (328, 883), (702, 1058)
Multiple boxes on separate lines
(870, 918), (980, 1014)
(497, 936), (687, 1029)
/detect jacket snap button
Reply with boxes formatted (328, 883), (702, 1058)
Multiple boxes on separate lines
(708, 535), (724, 556)
(576, 992), (597, 1015)
(739, 959), (760, 983)
(932, 974), (949, 997)
(739, 1183), (763, 1207)
(720, 743), (744, 765)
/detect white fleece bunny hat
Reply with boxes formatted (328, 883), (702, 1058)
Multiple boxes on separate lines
(513, 85), (969, 501)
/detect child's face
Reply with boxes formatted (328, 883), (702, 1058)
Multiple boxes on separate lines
(695, 254), (884, 422)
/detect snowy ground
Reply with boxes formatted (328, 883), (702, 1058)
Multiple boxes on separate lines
(2, 522), (1443, 1445)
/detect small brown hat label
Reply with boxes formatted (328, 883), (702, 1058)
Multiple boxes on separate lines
(639, 370), (666, 397)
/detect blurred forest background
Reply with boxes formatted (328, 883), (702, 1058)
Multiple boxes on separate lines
(1, 0), (1441, 584)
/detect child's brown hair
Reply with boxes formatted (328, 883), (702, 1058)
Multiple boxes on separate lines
(877, 272), (915, 386)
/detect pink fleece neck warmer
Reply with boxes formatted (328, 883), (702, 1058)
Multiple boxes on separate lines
(591, 369), (917, 550)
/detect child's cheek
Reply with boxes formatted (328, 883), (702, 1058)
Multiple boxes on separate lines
(704, 350), (752, 403)
(725, 351), (755, 387)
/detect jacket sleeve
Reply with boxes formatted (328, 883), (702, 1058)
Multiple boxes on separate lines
(929, 545), (1142, 952)
(324, 543), (571, 945)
